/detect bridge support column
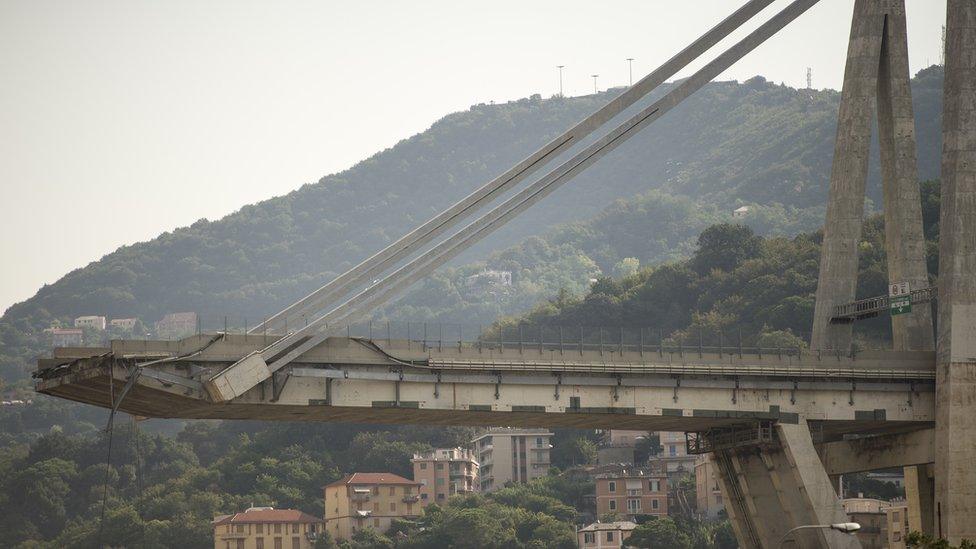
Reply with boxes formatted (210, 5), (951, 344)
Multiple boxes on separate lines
(811, 0), (931, 352)
(935, 1), (976, 542)
(711, 421), (860, 549)
(904, 464), (935, 536)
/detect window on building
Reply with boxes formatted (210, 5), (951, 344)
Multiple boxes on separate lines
(627, 498), (641, 512)
(609, 500), (617, 511)
(669, 445), (677, 456)
(256, 538), (265, 549)
(373, 502), (380, 512)
(652, 499), (660, 510)
(293, 523), (299, 534)
(536, 437), (543, 446)
(420, 463), (427, 470)
(235, 524), (245, 533)
(292, 538), (300, 549)
(257, 524), (264, 534)
(390, 502), (396, 512)
(372, 486), (380, 495)
(373, 518), (380, 527)
(274, 538), (283, 549)
(893, 511), (901, 522)
(894, 532), (902, 542)
(237, 540), (245, 549)
(436, 463), (445, 470)
(584, 532), (595, 544)
(570, 396), (581, 408)
(274, 524), (282, 534)
(606, 531), (615, 542)
(608, 481), (616, 493)
(437, 493), (445, 500)
(404, 486), (413, 495)
(649, 480), (660, 492)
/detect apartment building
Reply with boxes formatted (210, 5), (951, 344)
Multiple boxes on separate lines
(472, 428), (552, 493)
(655, 431), (697, 479)
(323, 473), (422, 540)
(694, 456), (725, 519)
(109, 317), (139, 331)
(212, 507), (323, 549)
(577, 521), (637, 548)
(594, 468), (668, 520)
(886, 500), (909, 548)
(411, 448), (479, 504)
(596, 430), (649, 465)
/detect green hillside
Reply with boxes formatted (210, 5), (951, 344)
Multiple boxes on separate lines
(0, 66), (944, 383)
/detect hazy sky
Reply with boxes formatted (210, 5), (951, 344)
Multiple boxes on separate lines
(0, 0), (946, 314)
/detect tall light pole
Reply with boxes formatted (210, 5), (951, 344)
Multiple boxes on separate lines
(591, 74), (599, 94)
(626, 58), (635, 86)
(778, 523), (860, 547)
(556, 65), (565, 96)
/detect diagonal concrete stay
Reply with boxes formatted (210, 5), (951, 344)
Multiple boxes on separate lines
(935, 1), (976, 542)
(710, 421), (861, 549)
(811, 0), (933, 353)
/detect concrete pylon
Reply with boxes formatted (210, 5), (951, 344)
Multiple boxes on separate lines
(934, 1), (976, 542)
(811, 0), (933, 352)
(711, 422), (861, 549)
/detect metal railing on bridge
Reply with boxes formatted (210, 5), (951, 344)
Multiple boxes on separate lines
(830, 286), (935, 323)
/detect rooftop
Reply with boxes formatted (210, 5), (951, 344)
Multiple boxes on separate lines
(213, 508), (321, 525)
(324, 472), (421, 489)
(579, 521), (638, 532)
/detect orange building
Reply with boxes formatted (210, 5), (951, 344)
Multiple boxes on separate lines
(594, 468), (668, 520)
(212, 507), (323, 549)
(411, 448), (479, 504)
(323, 473), (422, 540)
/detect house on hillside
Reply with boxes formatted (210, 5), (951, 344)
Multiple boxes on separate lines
(74, 315), (106, 330)
(411, 447), (479, 504)
(212, 506), (322, 549)
(45, 327), (84, 347)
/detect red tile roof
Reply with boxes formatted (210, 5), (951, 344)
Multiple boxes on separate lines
(213, 509), (322, 525)
(324, 472), (421, 489)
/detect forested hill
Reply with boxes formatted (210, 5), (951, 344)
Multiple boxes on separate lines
(1, 67), (943, 380)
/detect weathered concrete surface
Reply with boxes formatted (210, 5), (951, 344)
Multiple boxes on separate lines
(812, 0), (932, 353)
(812, 0), (884, 351)
(905, 464), (935, 536)
(817, 428), (934, 475)
(935, 1), (976, 542)
(877, 2), (935, 353)
(711, 422), (861, 548)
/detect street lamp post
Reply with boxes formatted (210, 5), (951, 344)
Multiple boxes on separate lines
(626, 58), (635, 86)
(591, 74), (599, 94)
(778, 523), (861, 547)
(556, 65), (565, 96)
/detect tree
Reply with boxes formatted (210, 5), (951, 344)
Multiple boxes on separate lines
(624, 517), (692, 549)
(347, 527), (393, 549)
(690, 224), (762, 275)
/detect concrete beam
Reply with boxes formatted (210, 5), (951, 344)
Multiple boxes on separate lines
(817, 428), (934, 475)
(935, 1), (976, 542)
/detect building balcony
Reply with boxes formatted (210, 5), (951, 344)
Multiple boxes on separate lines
(402, 494), (420, 503)
(219, 532), (248, 540)
(351, 492), (371, 502)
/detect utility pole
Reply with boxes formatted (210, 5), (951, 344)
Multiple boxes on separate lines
(591, 74), (599, 94)
(806, 67), (812, 89)
(556, 65), (565, 96)
(627, 58), (635, 86)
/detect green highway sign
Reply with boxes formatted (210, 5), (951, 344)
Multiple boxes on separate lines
(889, 281), (911, 316)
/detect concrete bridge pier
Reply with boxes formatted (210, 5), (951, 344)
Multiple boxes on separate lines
(935, 1), (976, 542)
(710, 421), (860, 549)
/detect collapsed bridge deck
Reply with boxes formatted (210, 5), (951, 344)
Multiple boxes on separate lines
(35, 334), (935, 440)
